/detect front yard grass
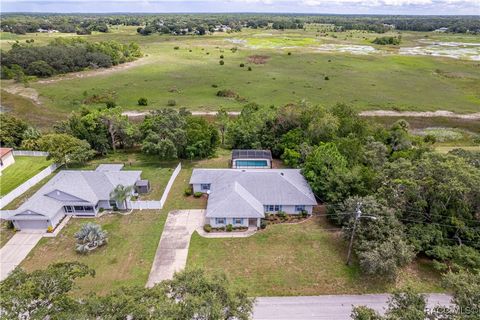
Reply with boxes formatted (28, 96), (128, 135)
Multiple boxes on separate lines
(187, 215), (443, 296)
(0, 156), (53, 196)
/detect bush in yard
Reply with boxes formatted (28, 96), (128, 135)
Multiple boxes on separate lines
(277, 211), (287, 219)
(248, 66), (252, 71)
(47, 226), (54, 233)
(193, 192), (203, 198)
(105, 100), (117, 109)
(75, 223), (108, 254)
(260, 220), (267, 229)
(226, 224), (233, 232)
(219, 60), (224, 65)
(203, 224), (212, 233)
(300, 210), (309, 218)
(184, 187), (193, 196)
(174, 46), (179, 50)
(137, 97), (148, 106)
(239, 63), (245, 67)
(167, 99), (176, 106)
(220, 55), (224, 59)
(324, 76), (329, 80)
(216, 89), (238, 98)
(287, 52), (292, 55)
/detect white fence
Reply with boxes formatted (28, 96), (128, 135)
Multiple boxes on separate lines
(13, 150), (49, 157)
(127, 162), (182, 210)
(0, 163), (58, 209)
(159, 162), (182, 207)
(128, 200), (163, 210)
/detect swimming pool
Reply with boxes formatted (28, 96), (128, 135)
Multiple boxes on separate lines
(234, 160), (269, 168)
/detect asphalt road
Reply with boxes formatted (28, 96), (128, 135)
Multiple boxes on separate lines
(253, 294), (453, 320)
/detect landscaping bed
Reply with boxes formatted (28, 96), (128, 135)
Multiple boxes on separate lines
(203, 224), (248, 233)
(264, 212), (310, 225)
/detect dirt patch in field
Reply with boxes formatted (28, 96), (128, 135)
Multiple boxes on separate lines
(37, 57), (149, 84)
(247, 55), (270, 64)
(360, 110), (480, 120)
(2, 84), (41, 105)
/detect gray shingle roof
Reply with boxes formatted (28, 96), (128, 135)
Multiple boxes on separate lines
(95, 164), (124, 172)
(190, 169), (317, 218)
(10, 168), (141, 219)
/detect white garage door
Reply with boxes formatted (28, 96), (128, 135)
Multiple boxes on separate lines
(15, 220), (48, 230)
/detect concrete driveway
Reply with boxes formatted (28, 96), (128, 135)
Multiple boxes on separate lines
(146, 209), (204, 287)
(0, 231), (43, 281)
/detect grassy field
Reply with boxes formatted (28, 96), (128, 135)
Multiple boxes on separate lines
(1, 27), (479, 129)
(0, 156), (53, 196)
(187, 214), (443, 296)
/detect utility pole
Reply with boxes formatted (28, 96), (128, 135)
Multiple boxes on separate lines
(346, 202), (377, 266)
(346, 202), (361, 266)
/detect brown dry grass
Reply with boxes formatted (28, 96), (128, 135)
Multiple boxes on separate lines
(247, 55), (270, 64)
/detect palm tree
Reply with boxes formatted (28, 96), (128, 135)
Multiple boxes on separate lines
(75, 223), (108, 254)
(110, 184), (133, 211)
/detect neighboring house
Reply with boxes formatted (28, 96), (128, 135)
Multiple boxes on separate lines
(231, 149), (272, 169)
(0, 148), (15, 174)
(5, 164), (143, 231)
(190, 168), (317, 228)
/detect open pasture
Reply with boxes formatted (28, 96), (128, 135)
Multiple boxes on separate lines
(1, 26), (479, 127)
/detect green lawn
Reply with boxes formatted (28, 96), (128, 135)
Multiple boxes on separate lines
(0, 156), (53, 196)
(187, 215), (443, 296)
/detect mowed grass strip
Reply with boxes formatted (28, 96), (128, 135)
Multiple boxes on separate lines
(0, 156), (53, 196)
(187, 215), (443, 296)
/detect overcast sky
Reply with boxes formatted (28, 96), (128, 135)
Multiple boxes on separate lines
(1, 0), (479, 15)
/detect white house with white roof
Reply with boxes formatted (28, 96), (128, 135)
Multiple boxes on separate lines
(189, 168), (317, 228)
(5, 164), (143, 231)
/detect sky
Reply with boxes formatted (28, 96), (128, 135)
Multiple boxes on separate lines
(1, 0), (479, 15)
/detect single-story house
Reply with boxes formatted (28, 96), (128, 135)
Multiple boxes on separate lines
(190, 168), (317, 228)
(231, 149), (272, 169)
(5, 164), (143, 231)
(0, 148), (15, 173)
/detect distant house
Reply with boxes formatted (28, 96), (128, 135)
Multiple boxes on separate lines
(190, 168), (317, 228)
(231, 149), (272, 169)
(5, 164), (144, 231)
(0, 148), (15, 173)
(434, 27), (449, 32)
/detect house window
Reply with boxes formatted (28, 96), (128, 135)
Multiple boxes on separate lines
(264, 205), (282, 212)
(233, 218), (243, 225)
(109, 200), (117, 207)
(201, 184), (211, 191)
(64, 206), (73, 213)
(215, 218), (226, 225)
(84, 206), (94, 212)
(295, 205), (306, 212)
